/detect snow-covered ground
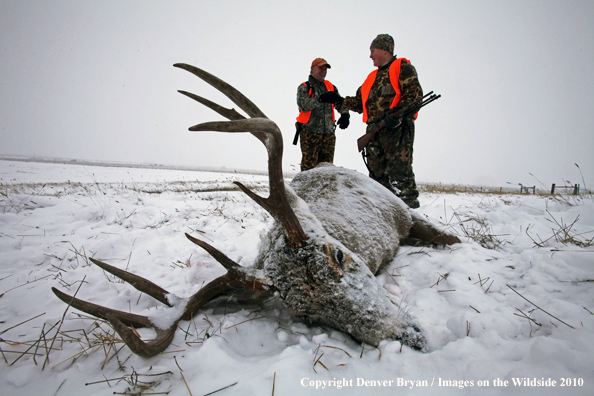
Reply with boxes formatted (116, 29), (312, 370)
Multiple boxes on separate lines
(1, 159), (593, 396)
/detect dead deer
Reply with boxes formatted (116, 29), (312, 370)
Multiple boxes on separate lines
(52, 63), (460, 357)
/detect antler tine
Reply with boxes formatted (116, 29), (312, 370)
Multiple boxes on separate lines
(89, 257), (173, 307)
(53, 285), (180, 357)
(185, 233), (241, 271)
(53, 285), (176, 358)
(106, 314), (176, 358)
(173, 63), (266, 119)
(52, 286), (155, 329)
(176, 63), (308, 248)
(177, 90), (246, 121)
(182, 233), (276, 322)
(184, 232), (275, 290)
(187, 119), (308, 247)
(53, 249), (275, 357)
(189, 118), (274, 141)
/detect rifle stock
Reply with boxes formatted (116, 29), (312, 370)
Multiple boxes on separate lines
(293, 122), (303, 145)
(357, 122), (386, 152)
(356, 91), (439, 152)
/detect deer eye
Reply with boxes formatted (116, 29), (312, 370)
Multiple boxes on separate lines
(335, 249), (344, 265)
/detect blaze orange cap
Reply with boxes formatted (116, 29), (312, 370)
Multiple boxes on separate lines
(311, 58), (331, 68)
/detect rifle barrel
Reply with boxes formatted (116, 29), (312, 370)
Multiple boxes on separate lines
(357, 91), (441, 152)
(403, 91), (433, 113)
(403, 94), (441, 116)
(417, 95), (440, 109)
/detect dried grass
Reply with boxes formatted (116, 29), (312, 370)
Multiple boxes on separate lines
(312, 344), (353, 372)
(452, 212), (507, 251)
(526, 207), (594, 248)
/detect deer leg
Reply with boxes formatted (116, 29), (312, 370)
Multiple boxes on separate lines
(408, 210), (461, 245)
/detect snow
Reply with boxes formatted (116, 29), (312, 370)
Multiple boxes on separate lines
(290, 164), (412, 274)
(1, 159), (593, 395)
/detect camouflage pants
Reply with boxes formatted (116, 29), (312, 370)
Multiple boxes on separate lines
(363, 116), (419, 207)
(300, 129), (335, 171)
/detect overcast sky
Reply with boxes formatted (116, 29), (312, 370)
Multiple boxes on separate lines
(1, 0), (593, 189)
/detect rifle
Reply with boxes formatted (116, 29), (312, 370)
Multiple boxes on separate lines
(293, 81), (314, 146)
(293, 122), (303, 145)
(356, 91), (441, 152)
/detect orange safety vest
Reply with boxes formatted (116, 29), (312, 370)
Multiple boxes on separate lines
(296, 80), (336, 123)
(361, 58), (416, 123)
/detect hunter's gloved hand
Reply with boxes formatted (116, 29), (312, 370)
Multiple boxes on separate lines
(337, 113), (350, 129)
(319, 91), (344, 105)
(383, 115), (402, 129)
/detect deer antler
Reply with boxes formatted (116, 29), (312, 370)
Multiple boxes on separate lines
(51, 65), (305, 357)
(52, 234), (274, 357)
(174, 63), (308, 248)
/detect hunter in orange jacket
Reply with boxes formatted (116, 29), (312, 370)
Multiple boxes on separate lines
(296, 58), (350, 171)
(321, 35), (423, 208)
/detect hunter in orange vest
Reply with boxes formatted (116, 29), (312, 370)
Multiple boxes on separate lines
(320, 34), (423, 208)
(296, 58), (350, 172)
(296, 79), (336, 124)
(360, 57), (418, 123)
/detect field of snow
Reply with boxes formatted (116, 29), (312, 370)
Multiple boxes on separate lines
(1, 159), (593, 396)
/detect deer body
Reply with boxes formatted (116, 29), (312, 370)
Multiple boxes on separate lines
(287, 163), (412, 274)
(52, 64), (459, 357)
(254, 163), (426, 348)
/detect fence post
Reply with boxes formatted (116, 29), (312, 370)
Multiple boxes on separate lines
(574, 184), (580, 195)
(551, 183), (556, 194)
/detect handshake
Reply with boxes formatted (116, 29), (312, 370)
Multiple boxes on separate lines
(319, 92), (349, 129)
(319, 91), (344, 105)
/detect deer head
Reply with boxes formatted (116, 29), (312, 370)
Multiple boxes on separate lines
(175, 63), (428, 349)
(51, 63), (440, 357)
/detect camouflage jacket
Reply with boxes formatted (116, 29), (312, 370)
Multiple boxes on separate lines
(297, 75), (347, 135)
(342, 57), (422, 126)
